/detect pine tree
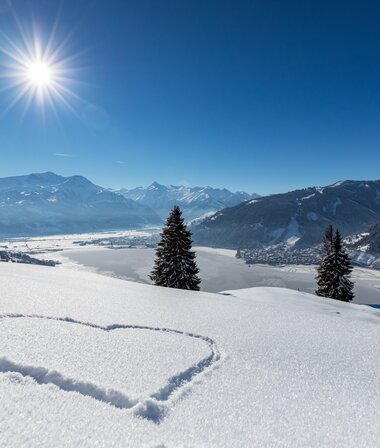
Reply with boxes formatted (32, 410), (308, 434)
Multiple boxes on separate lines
(315, 224), (334, 297)
(150, 206), (201, 290)
(316, 227), (354, 302)
(329, 230), (354, 302)
(323, 224), (334, 254)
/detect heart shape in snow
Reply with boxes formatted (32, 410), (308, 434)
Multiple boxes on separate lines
(0, 314), (222, 423)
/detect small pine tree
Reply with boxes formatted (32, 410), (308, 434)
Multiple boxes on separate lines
(316, 227), (354, 302)
(150, 206), (201, 291)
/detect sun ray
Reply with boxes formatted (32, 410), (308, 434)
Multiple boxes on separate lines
(0, 11), (82, 119)
(1, 82), (32, 118)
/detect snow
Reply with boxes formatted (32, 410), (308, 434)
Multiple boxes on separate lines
(354, 252), (376, 265)
(301, 193), (316, 200)
(194, 246), (237, 258)
(269, 216), (301, 246)
(0, 172), (162, 238)
(0, 229), (159, 253)
(0, 317), (211, 399)
(187, 211), (216, 225)
(330, 180), (345, 188)
(284, 217), (301, 246)
(332, 197), (342, 215)
(0, 262), (379, 447)
(209, 213), (221, 221)
(344, 232), (369, 245)
(116, 182), (257, 221)
(268, 218), (301, 246)
(285, 236), (300, 246)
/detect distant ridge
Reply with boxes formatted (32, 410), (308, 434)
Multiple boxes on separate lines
(0, 172), (161, 238)
(191, 179), (380, 249)
(112, 182), (260, 221)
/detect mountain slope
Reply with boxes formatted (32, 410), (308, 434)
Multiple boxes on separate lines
(353, 223), (380, 257)
(345, 223), (380, 268)
(114, 182), (259, 220)
(0, 172), (161, 237)
(0, 262), (379, 447)
(192, 179), (380, 248)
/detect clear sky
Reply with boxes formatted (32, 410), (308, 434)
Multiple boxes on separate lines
(0, 0), (379, 195)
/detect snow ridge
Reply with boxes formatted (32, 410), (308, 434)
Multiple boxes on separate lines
(0, 356), (138, 408)
(0, 314), (223, 423)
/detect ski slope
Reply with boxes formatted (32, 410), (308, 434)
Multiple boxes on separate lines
(0, 262), (379, 447)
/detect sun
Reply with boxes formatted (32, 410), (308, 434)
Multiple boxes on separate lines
(0, 16), (83, 118)
(27, 61), (52, 86)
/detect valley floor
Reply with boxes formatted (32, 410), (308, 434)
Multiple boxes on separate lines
(2, 230), (380, 304)
(0, 262), (379, 447)
(54, 245), (380, 305)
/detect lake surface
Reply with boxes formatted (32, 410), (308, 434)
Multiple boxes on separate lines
(60, 247), (380, 305)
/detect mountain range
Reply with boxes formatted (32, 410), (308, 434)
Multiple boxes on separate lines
(0, 172), (161, 238)
(191, 180), (380, 249)
(0, 173), (258, 238)
(1, 173), (379, 248)
(113, 182), (260, 221)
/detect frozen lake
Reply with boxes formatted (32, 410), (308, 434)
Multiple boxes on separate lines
(59, 246), (380, 305)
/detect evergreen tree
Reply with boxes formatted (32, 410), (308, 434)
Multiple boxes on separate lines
(316, 227), (354, 302)
(329, 230), (354, 301)
(315, 224), (334, 297)
(323, 224), (334, 254)
(150, 206), (201, 290)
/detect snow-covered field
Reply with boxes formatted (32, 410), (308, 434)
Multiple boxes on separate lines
(0, 229), (159, 253)
(0, 262), (379, 447)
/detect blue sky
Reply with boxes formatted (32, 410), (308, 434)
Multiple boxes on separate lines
(0, 0), (379, 195)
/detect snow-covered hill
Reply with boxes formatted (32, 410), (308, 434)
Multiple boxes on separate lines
(192, 179), (380, 248)
(0, 172), (161, 237)
(0, 262), (379, 447)
(114, 182), (260, 221)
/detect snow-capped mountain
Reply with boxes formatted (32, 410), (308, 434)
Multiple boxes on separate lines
(192, 179), (380, 249)
(0, 172), (161, 238)
(113, 182), (260, 221)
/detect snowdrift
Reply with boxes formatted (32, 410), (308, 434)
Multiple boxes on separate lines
(0, 263), (379, 447)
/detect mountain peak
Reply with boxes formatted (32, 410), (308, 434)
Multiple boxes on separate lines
(147, 181), (166, 191)
(28, 171), (62, 179)
(0, 172), (162, 237)
(117, 182), (258, 221)
(64, 175), (94, 185)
